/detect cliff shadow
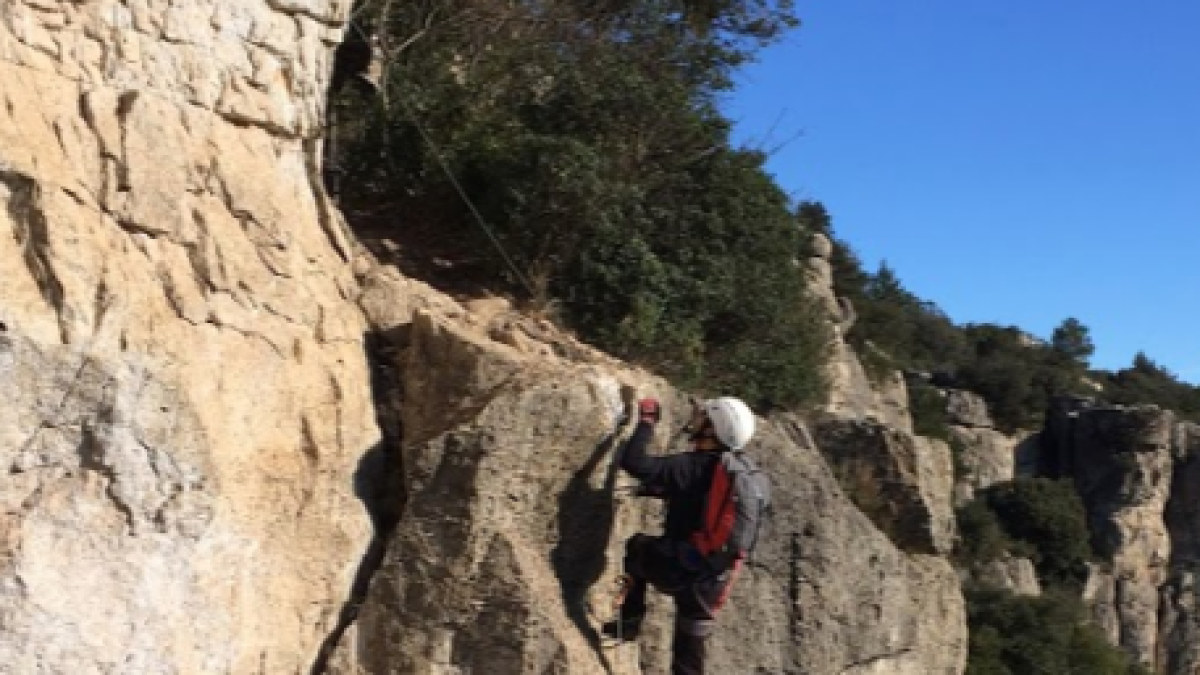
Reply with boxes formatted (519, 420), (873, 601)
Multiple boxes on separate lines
(550, 418), (629, 670)
(310, 326), (409, 674)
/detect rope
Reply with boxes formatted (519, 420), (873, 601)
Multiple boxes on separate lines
(325, 0), (538, 298)
(390, 91), (538, 297)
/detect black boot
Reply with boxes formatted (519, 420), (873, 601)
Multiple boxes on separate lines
(601, 613), (644, 642)
(603, 573), (648, 642)
(671, 630), (707, 674)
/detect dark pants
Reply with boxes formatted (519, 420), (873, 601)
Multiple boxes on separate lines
(620, 534), (738, 675)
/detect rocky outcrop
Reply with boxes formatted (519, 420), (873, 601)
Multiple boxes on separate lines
(330, 303), (967, 674)
(1159, 567), (1200, 674)
(881, 383), (1038, 508)
(803, 233), (840, 321)
(945, 390), (991, 428)
(943, 390), (1039, 505)
(824, 341), (914, 434)
(801, 233), (911, 433)
(950, 426), (1014, 503)
(969, 554), (1042, 597)
(1043, 399), (1200, 670)
(0, 2), (372, 673)
(810, 418), (956, 556)
(1159, 422), (1200, 672)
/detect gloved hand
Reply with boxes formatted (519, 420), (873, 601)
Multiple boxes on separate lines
(638, 398), (660, 424)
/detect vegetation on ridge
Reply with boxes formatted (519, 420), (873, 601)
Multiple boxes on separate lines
(799, 201), (1200, 429)
(330, 0), (829, 407)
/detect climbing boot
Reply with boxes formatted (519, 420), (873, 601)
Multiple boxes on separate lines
(601, 614), (644, 642)
(602, 574), (644, 642)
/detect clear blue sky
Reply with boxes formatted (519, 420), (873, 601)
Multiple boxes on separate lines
(722, 1), (1200, 383)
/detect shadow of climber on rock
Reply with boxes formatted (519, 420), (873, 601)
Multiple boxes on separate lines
(550, 396), (633, 668)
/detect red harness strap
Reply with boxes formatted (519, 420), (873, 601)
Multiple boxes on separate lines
(711, 557), (743, 611)
(690, 460), (736, 556)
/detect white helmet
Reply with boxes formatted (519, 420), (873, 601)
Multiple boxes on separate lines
(701, 397), (756, 450)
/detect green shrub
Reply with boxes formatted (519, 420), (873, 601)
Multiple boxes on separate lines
(965, 588), (1146, 675)
(984, 478), (1092, 590)
(956, 477), (1093, 591)
(955, 500), (1011, 565)
(910, 385), (950, 441)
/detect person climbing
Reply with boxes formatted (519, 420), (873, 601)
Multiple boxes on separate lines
(604, 395), (768, 675)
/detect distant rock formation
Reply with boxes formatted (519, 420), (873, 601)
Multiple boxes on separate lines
(1041, 398), (1200, 671)
(801, 232), (912, 433)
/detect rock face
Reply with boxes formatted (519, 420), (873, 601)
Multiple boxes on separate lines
(0, 2), (374, 673)
(332, 304), (967, 674)
(973, 555), (1042, 597)
(941, 389), (1039, 506)
(800, 233), (911, 433)
(1043, 399), (1200, 671)
(1162, 423), (1200, 673)
(810, 417), (956, 556)
(950, 426), (1016, 504)
(945, 389), (991, 428)
(0, 3), (972, 673)
(803, 233), (840, 320)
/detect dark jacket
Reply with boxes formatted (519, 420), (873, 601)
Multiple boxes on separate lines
(619, 421), (720, 542)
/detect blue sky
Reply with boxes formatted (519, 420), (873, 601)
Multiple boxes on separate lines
(722, 1), (1200, 382)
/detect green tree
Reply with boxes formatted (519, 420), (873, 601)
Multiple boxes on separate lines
(844, 261), (968, 378)
(1051, 317), (1095, 366)
(794, 200), (831, 260)
(952, 324), (1094, 430)
(795, 200), (831, 234)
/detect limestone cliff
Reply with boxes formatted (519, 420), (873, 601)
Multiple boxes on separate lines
(1042, 398), (1200, 672)
(0, 2), (372, 672)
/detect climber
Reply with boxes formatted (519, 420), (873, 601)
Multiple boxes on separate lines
(604, 396), (765, 675)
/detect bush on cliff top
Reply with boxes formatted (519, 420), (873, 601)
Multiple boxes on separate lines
(331, 0), (829, 407)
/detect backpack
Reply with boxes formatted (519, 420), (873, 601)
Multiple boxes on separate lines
(690, 450), (771, 572)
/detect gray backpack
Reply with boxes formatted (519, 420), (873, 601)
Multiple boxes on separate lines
(690, 451), (771, 570)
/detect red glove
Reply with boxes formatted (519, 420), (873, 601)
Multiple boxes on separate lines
(638, 398), (661, 424)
